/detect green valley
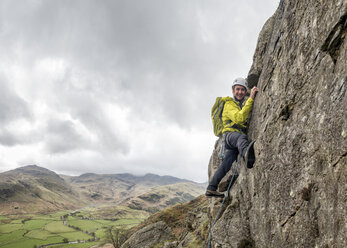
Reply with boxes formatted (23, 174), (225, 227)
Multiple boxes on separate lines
(0, 165), (206, 247)
(0, 206), (149, 248)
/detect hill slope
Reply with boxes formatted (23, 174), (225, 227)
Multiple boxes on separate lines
(122, 182), (206, 213)
(0, 165), (205, 215)
(63, 172), (194, 204)
(0, 165), (81, 214)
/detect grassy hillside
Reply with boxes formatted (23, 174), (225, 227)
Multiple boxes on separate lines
(0, 165), (207, 247)
(63, 172), (195, 205)
(0, 165), (83, 215)
(0, 165), (205, 215)
(123, 182), (206, 213)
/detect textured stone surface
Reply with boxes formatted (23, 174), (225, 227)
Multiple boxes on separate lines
(208, 0), (346, 247)
(120, 195), (209, 248)
(121, 221), (174, 248)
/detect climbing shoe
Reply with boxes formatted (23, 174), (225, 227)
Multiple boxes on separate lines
(244, 140), (256, 169)
(205, 190), (225, 198)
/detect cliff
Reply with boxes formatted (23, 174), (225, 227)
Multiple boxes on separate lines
(120, 0), (346, 247)
(208, 0), (346, 247)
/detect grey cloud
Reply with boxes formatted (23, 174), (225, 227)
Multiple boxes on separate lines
(0, 0), (279, 181)
(44, 118), (86, 154)
(0, 79), (31, 125)
(0, 127), (40, 147)
(0, 0), (277, 133)
(0, 0), (247, 129)
(0, 129), (21, 146)
(0, 77), (34, 146)
(48, 79), (130, 154)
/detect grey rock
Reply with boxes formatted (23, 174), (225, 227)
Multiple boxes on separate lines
(121, 221), (175, 248)
(163, 241), (179, 248)
(208, 0), (346, 248)
(120, 195), (209, 248)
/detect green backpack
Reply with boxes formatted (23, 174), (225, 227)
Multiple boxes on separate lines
(211, 97), (226, 137)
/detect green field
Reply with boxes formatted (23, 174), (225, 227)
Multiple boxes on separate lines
(0, 206), (147, 248)
(2, 236), (64, 248)
(67, 219), (104, 232)
(0, 230), (27, 245)
(0, 224), (22, 233)
(25, 229), (55, 239)
(45, 221), (76, 233)
(23, 219), (52, 230)
(49, 241), (100, 248)
(59, 231), (92, 240)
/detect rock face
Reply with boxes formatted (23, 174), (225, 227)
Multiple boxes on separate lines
(121, 195), (209, 248)
(121, 221), (175, 248)
(208, 0), (346, 248)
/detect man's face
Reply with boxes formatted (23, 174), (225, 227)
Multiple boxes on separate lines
(232, 85), (246, 101)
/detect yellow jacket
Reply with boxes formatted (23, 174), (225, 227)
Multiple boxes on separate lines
(222, 96), (254, 134)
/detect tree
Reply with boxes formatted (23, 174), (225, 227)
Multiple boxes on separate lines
(105, 226), (128, 248)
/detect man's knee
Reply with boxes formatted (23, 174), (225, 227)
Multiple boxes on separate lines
(227, 132), (248, 147)
(237, 134), (249, 156)
(237, 134), (248, 144)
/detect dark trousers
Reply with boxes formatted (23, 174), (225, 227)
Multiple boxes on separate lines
(207, 132), (249, 191)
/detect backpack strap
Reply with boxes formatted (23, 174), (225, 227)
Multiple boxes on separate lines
(228, 123), (247, 133)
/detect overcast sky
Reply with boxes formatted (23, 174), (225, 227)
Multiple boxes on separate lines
(0, 0), (279, 182)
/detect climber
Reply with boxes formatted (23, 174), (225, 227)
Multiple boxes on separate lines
(206, 78), (259, 198)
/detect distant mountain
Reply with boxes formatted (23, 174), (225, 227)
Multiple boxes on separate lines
(62, 170), (194, 204)
(67, 172), (191, 185)
(0, 165), (205, 215)
(122, 182), (206, 213)
(0, 165), (82, 214)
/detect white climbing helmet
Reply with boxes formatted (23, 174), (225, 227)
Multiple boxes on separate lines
(231, 77), (248, 90)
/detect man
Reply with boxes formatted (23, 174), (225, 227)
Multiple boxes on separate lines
(206, 77), (259, 198)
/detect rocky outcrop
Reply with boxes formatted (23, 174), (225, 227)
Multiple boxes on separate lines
(121, 221), (175, 248)
(121, 195), (209, 248)
(208, 0), (346, 247)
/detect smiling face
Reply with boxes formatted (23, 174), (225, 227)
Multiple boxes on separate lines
(232, 85), (247, 101)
